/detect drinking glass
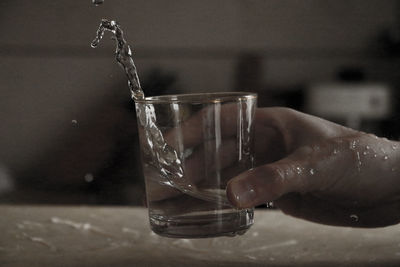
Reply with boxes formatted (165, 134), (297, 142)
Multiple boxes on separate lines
(135, 92), (257, 238)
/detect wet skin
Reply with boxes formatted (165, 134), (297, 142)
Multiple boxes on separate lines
(227, 108), (400, 228)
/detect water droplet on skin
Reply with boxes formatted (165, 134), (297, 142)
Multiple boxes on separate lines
(84, 173), (94, 183)
(384, 155), (389, 160)
(356, 151), (362, 172)
(350, 214), (359, 222)
(350, 140), (357, 150)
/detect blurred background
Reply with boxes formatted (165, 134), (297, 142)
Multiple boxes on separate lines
(1, 0), (400, 205)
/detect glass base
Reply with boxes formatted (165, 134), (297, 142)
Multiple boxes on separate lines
(149, 209), (254, 238)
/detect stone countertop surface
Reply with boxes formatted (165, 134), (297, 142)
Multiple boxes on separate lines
(1, 205), (400, 267)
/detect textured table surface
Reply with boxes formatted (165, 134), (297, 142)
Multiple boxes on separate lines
(1, 205), (400, 266)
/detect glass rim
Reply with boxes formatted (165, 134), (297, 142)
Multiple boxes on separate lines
(135, 91), (257, 104)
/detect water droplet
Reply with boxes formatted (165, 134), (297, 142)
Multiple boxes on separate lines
(309, 168), (315, 175)
(362, 151), (368, 155)
(295, 167), (302, 174)
(266, 202), (274, 208)
(333, 149), (338, 155)
(84, 173), (94, 183)
(350, 214), (359, 222)
(92, 0), (104, 5)
(71, 119), (78, 125)
(383, 155), (389, 160)
(356, 151), (362, 172)
(366, 145), (370, 150)
(236, 195), (240, 201)
(350, 140), (357, 150)
(373, 154), (377, 158)
(392, 144), (398, 150)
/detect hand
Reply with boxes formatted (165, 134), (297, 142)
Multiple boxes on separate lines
(227, 107), (400, 228)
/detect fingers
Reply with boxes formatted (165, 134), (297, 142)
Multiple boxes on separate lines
(275, 193), (400, 228)
(226, 146), (315, 208)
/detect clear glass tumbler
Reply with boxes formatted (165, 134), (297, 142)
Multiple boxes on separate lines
(135, 92), (257, 238)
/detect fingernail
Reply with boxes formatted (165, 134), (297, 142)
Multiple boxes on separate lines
(227, 177), (257, 208)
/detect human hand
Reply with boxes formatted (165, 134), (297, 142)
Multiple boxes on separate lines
(227, 107), (400, 227)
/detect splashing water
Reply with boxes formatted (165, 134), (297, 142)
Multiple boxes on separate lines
(91, 19), (144, 101)
(91, 19), (230, 206)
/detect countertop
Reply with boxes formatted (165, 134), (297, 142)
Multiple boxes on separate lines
(1, 205), (400, 266)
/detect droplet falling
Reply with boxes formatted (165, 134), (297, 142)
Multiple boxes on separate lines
(84, 173), (94, 183)
(350, 214), (359, 222)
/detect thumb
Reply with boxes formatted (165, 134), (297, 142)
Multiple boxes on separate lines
(227, 146), (315, 208)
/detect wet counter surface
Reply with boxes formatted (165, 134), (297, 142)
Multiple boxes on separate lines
(1, 206), (400, 267)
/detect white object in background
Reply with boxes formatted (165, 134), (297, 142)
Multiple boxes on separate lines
(306, 83), (392, 130)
